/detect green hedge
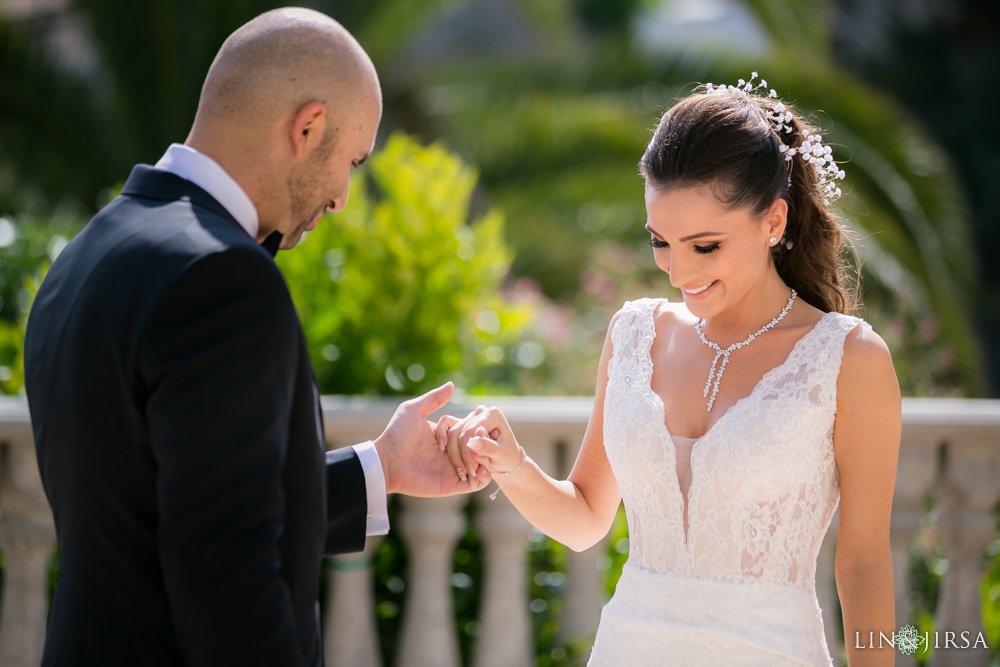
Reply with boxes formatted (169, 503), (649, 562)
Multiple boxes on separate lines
(276, 133), (533, 397)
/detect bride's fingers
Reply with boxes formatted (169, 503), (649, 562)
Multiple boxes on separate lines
(444, 418), (483, 490)
(467, 425), (521, 472)
(468, 449), (488, 467)
(440, 417), (473, 484)
(467, 449), (492, 483)
(433, 414), (461, 452)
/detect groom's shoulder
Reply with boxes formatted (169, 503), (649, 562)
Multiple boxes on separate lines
(80, 167), (270, 279)
(41, 167), (282, 328)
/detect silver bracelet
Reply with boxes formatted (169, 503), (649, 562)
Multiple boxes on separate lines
(488, 447), (527, 501)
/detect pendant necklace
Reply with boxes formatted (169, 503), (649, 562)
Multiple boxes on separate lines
(694, 289), (797, 412)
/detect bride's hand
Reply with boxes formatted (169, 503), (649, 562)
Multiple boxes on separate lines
(453, 406), (524, 486)
(434, 409), (494, 491)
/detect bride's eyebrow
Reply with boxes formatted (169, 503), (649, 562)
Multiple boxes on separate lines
(644, 225), (724, 243)
(678, 231), (724, 242)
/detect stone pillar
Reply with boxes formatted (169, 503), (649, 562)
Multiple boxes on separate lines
(396, 495), (466, 667)
(324, 538), (381, 667)
(929, 437), (1000, 667)
(473, 494), (533, 667)
(889, 436), (938, 667)
(816, 511), (839, 660)
(889, 507), (922, 667)
(560, 543), (603, 645)
(0, 439), (57, 667)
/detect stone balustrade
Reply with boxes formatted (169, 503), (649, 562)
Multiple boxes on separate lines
(0, 395), (997, 666)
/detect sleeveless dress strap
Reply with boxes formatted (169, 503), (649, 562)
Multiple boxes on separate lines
(608, 298), (663, 387)
(806, 312), (871, 413)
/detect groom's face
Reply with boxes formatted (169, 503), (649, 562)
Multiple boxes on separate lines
(284, 91), (381, 248)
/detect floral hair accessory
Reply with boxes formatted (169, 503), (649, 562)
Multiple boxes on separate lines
(705, 72), (846, 206)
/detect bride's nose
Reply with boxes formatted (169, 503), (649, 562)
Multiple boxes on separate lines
(667, 251), (690, 289)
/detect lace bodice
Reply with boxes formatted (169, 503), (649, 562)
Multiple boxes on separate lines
(603, 298), (867, 592)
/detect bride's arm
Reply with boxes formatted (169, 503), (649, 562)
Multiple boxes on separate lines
(833, 324), (901, 667)
(443, 312), (624, 552)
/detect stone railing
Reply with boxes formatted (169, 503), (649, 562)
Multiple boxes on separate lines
(0, 396), (997, 667)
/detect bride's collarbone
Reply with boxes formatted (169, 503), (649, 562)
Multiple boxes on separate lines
(649, 310), (824, 438)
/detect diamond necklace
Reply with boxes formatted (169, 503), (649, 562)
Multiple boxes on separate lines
(694, 289), (797, 412)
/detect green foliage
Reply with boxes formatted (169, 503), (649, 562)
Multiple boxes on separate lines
(743, 0), (833, 57)
(72, 0), (280, 164)
(0, 306), (27, 396)
(0, 217), (71, 395)
(526, 529), (590, 666)
(982, 506), (1000, 665)
(276, 133), (531, 396)
(0, 19), (114, 214)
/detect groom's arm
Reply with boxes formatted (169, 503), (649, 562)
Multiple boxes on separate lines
(322, 442), (388, 555)
(140, 247), (312, 666)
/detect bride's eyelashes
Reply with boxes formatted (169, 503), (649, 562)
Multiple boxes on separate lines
(648, 238), (721, 254)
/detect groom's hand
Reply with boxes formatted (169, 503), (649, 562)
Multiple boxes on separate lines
(373, 382), (476, 497)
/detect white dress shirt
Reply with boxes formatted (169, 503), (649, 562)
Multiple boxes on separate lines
(154, 143), (390, 536)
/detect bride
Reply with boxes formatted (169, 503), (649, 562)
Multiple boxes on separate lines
(440, 75), (901, 666)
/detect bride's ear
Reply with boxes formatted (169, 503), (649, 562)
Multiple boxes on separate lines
(763, 198), (789, 244)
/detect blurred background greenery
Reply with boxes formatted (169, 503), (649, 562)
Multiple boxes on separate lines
(0, 0), (997, 664)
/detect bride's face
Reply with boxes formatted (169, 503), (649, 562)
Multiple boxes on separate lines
(644, 182), (787, 318)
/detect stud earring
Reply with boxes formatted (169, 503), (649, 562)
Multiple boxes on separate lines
(769, 236), (777, 245)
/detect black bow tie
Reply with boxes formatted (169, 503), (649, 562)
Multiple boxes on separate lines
(261, 231), (283, 257)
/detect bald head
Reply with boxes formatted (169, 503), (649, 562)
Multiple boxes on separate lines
(183, 9), (382, 248)
(196, 8), (380, 131)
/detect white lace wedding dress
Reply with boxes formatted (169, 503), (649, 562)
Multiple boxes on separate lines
(590, 298), (867, 666)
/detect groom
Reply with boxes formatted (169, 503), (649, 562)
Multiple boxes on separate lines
(23, 8), (485, 667)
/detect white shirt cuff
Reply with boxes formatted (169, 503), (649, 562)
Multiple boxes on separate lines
(353, 441), (389, 536)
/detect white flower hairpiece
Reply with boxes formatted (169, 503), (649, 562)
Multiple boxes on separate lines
(704, 72), (846, 206)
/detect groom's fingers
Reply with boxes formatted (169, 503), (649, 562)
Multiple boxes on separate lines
(408, 381), (454, 419)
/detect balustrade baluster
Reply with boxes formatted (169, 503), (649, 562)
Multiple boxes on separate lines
(560, 544), (604, 648)
(0, 438), (57, 667)
(396, 495), (466, 667)
(930, 434), (1000, 667)
(473, 493), (533, 667)
(891, 433), (939, 666)
(324, 537), (381, 667)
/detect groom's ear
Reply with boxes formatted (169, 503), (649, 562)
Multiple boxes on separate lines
(289, 101), (328, 160)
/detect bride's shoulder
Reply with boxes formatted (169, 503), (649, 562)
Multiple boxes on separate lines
(653, 298), (697, 324)
(608, 297), (691, 334)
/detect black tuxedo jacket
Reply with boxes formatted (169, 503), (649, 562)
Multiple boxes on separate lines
(24, 165), (368, 666)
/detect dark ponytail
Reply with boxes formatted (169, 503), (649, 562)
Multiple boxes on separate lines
(639, 91), (857, 314)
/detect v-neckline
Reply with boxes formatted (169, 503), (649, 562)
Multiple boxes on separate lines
(645, 305), (834, 547)
(650, 306), (834, 446)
